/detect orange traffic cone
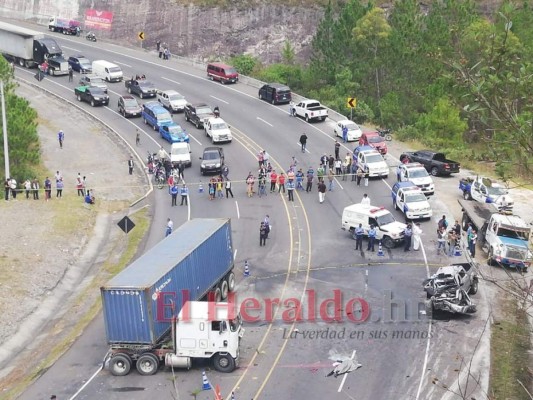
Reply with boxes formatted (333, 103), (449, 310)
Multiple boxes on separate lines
(214, 384), (223, 400)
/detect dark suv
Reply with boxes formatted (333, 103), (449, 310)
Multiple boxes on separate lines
(185, 103), (215, 129)
(200, 147), (224, 175)
(118, 95), (142, 118)
(259, 83), (292, 104)
(68, 55), (92, 73)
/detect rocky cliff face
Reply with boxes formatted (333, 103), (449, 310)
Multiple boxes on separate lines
(0, 0), (325, 63)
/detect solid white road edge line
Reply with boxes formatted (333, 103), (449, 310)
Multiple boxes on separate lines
(68, 365), (102, 400)
(337, 350), (357, 393)
(235, 200), (240, 219)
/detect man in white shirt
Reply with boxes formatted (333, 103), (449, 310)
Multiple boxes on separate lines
(165, 218), (173, 237)
(361, 193), (371, 206)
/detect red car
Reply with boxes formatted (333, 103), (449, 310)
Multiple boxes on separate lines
(359, 132), (388, 155)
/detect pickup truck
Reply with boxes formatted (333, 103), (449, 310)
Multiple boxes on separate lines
(124, 79), (157, 99)
(292, 99), (328, 122)
(185, 103), (215, 129)
(74, 86), (109, 107)
(400, 150), (460, 176)
(423, 263), (478, 315)
(459, 176), (513, 212)
(459, 199), (531, 271)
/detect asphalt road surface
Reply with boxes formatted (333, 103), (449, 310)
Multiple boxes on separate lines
(12, 22), (490, 400)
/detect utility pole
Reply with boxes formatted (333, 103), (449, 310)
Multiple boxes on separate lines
(1, 81), (9, 180)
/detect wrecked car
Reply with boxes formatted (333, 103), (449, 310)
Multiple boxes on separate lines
(423, 263), (479, 315)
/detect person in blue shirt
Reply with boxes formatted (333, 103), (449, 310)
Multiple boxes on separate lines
(404, 224), (413, 251)
(287, 179), (295, 201)
(367, 225), (376, 251)
(296, 169), (304, 190)
(180, 184), (189, 206)
(170, 184), (178, 206)
(342, 126), (348, 143)
(354, 223), (364, 251)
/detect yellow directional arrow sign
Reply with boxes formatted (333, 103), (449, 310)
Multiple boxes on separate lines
(347, 97), (357, 108)
(138, 31), (145, 41)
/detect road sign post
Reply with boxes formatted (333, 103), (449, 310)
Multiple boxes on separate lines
(347, 97), (357, 121)
(138, 31), (145, 49)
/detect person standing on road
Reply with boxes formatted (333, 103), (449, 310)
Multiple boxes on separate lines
(170, 184), (178, 206)
(180, 183), (189, 205)
(156, 39), (161, 52)
(327, 168), (334, 191)
(136, 129), (141, 146)
(438, 215), (448, 231)
(287, 179), (295, 201)
(225, 179), (234, 198)
(278, 173), (286, 194)
(259, 222), (267, 246)
(334, 140), (340, 159)
(32, 178), (39, 200)
(334, 158), (342, 177)
(404, 224), (413, 251)
(448, 229), (458, 256)
(58, 130), (64, 149)
(269, 170), (277, 193)
(354, 223), (364, 251)
(299, 133), (308, 153)
(44, 177), (52, 201)
(468, 229), (477, 257)
(165, 218), (173, 237)
(318, 180), (326, 203)
(68, 68), (73, 82)
(264, 215), (271, 238)
(412, 223), (422, 251)
(356, 167), (364, 186)
(24, 179), (31, 199)
(437, 226), (446, 255)
(306, 168), (314, 193)
(342, 125), (348, 143)
(9, 178), (17, 199)
(343, 153), (351, 181)
(367, 226), (376, 252)
(128, 156), (134, 175)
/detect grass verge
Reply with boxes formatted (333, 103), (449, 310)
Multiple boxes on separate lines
(489, 298), (532, 399)
(1, 208), (150, 400)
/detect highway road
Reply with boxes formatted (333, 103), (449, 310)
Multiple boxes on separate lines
(13, 24), (489, 400)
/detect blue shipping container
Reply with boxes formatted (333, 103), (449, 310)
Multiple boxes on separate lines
(101, 218), (234, 345)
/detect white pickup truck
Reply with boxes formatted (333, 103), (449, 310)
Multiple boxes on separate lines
(292, 100), (328, 122)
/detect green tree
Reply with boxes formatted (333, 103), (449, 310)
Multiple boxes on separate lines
(353, 8), (391, 106)
(309, 1), (338, 85)
(229, 54), (258, 76)
(281, 41), (296, 65)
(414, 97), (467, 148)
(0, 57), (40, 181)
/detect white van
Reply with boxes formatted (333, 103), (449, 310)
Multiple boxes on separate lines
(170, 142), (191, 167)
(92, 60), (123, 82)
(341, 204), (406, 248)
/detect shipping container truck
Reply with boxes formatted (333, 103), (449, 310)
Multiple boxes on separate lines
(48, 16), (81, 35)
(101, 218), (243, 376)
(0, 21), (69, 75)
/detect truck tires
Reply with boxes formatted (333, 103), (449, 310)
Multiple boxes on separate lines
(128, 87), (132, 94)
(109, 354), (132, 376)
(136, 353), (159, 376)
(227, 272), (236, 292)
(469, 280), (478, 295)
(305, 114), (310, 122)
(213, 353), (235, 373)
(430, 167), (439, 177)
(463, 190), (472, 200)
(382, 236), (394, 249)
(220, 280), (229, 300)
(77, 94), (82, 102)
(213, 287), (222, 302)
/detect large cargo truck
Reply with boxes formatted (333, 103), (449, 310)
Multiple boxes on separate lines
(459, 199), (531, 271)
(48, 16), (81, 35)
(101, 218), (243, 376)
(0, 21), (69, 75)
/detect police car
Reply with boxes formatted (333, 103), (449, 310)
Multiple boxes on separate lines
(354, 146), (389, 178)
(392, 182), (433, 220)
(397, 162), (435, 195)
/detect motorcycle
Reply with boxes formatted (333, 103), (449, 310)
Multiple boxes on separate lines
(377, 128), (392, 141)
(86, 32), (97, 42)
(213, 106), (220, 118)
(154, 167), (166, 189)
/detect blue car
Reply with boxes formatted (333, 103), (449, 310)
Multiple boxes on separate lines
(159, 122), (190, 143)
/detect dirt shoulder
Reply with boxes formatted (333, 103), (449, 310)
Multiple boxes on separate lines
(0, 79), (148, 390)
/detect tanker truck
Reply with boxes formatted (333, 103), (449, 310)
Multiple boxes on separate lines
(0, 21), (69, 75)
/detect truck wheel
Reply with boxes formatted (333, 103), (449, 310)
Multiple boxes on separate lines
(195, 120), (200, 129)
(259, 93), (263, 100)
(153, 123), (157, 131)
(128, 87), (132, 94)
(213, 353), (235, 373)
(227, 272), (236, 292)
(305, 114), (310, 122)
(143, 118), (147, 125)
(430, 167), (439, 176)
(77, 95), (82, 102)
(463, 191), (472, 200)
(321, 116), (326, 121)
(394, 201), (398, 210)
(213, 287), (222, 302)
(271, 98), (276, 105)
(91, 100), (95, 107)
(185, 113), (189, 122)
(382, 236), (394, 249)
(136, 353), (159, 376)
(461, 214), (470, 231)
(109, 354), (131, 376)
(220, 280), (229, 300)
(469, 280), (478, 295)
(488, 248), (495, 266)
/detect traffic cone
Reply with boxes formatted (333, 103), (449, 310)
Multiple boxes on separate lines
(214, 384), (223, 400)
(243, 260), (250, 277)
(198, 182), (204, 193)
(231, 392), (235, 400)
(377, 242), (384, 256)
(202, 370), (211, 391)
(454, 245), (462, 257)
